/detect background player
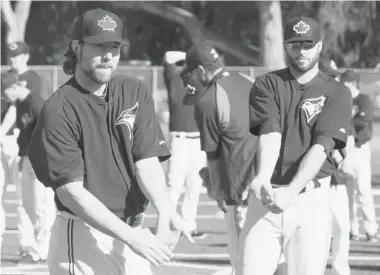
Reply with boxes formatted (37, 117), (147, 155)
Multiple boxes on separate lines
(163, 50), (207, 238)
(236, 16), (352, 275)
(28, 8), (192, 275)
(340, 69), (379, 242)
(3, 78), (55, 262)
(181, 43), (286, 275)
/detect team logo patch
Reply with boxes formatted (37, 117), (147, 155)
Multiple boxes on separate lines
(300, 96), (326, 123)
(293, 20), (310, 34)
(98, 15), (117, 31)
(186, 84), (196, 95)
(115, 102), (139, 140)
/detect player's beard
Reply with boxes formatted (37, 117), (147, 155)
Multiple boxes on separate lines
(81, 64), (115, 84)
(286, 51), (319, 73)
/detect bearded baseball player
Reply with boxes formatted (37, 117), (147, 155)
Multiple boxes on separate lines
(27, 9), (192, 275)
(235, 16), (352, 275)
(181, 44), (286, 275)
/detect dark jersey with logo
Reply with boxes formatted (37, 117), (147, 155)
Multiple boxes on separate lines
(163, 63), (199, 132)
(249, 68), (352, 186)
(194, 72), (257, 205)
(16, 93), (45, 156)
(352, 93), (373, 147)
(28, 76), (170, 219)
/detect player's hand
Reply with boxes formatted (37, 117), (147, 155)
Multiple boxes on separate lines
(272, 186), (297, 213)
(199, 167), (210, 187)
(158, 210), (195, 245)
(338, 157), (356, 178)
(127, 227), (173, 266)
(249, 177), (279, 213)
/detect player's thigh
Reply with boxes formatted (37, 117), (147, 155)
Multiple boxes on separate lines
(286, 188), (332, 275)
(167, 137), (189, 186)
(236, 197), (283, 275)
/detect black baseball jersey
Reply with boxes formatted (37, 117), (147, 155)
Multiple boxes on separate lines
(352, 93), (373, 147)
(163, 63), (199, 132)
(249, 68), (352, 186)
(194, 72), (257, 205)
(16, 93), (45, 156)
(28, 76), (170, 219)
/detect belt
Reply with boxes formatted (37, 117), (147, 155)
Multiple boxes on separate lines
(174, 134), (200, 139)
(121, 213), (144, 227)
(272, 180), (321, 194)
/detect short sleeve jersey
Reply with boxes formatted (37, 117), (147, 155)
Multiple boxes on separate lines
(163, 63), (199, 132)
(352, 93), (373, 147)
(194, 72), (257, 205)
(249, 68), (352, 186)
(28, 76), (170, 219)
(16, 93), (45, 156)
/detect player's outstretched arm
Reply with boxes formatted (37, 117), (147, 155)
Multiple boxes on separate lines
(135, 157), (194, 245)
(56, 181), (173, 266)
(0, 104), (16, 140)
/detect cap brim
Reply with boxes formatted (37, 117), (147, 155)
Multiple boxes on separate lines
(83, 34), (129, 46)
(284, 36), (318, 43)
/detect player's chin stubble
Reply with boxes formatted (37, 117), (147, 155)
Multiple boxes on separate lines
(83, 67), (114, 84)
(287, 52), (319, 73)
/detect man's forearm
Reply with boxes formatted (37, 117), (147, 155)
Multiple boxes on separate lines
(256, 132), (282, 180)
(339, 135), (355, 158)
(288, 144), (327, 194)
(136, 157), (174, 217)
(57, 182), (135, 245)
(0, 105), (16, 139)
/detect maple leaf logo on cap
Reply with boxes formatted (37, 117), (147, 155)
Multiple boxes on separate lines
(97, 15), (117, 31)
(8, 43), (18, 51)
(293, 20), (310, 34)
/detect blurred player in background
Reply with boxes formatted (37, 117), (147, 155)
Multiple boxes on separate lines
(319, 57), (354, 275)
(182, 43), (286, 275)
(1, 42), (54, 262)
(163, 50), (207, 238)
(340, 69), (379, 242)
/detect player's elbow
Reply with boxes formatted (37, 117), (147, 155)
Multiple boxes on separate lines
(56, 181), (86, 208)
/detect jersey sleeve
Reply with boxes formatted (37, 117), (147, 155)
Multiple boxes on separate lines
(313, 85), (352, 150)
(194, 88), (221, 153)
(27, 98), (85, 189)
(132, 82), (171, 162)
(353, 94), (373, 131)
(249, 76), (281, 136)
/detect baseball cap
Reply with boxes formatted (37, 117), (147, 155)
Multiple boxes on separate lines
(5, 42), (30, 57)
(1, 72), (18, 93)
(319, 57), (340, 77)
(181, 44), (221, 76)
(284, 16), (321, 43)
(73, 8), (128, 45)
(340, 69), (359, 83)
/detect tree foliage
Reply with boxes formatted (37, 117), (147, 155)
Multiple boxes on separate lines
(1, 1), (379, 68)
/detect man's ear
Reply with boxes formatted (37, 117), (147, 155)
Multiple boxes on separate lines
(71, 40), (81, 56)
(317, 41), (323, 54)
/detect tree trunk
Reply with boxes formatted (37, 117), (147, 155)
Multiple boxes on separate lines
(259, 1), (286, 69)
(1, 0), (32, 44)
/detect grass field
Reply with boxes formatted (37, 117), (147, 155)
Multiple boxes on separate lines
(2, 124), (380, 275)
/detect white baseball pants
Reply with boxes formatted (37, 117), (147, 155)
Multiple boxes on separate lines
(167, 132), (206, 231)
(347, 142), (378, 236)
(19, 156), (56, 259)
(235, 177), (332, 275)
(48, 212), (152, 275)
(330, 184), (351, 275)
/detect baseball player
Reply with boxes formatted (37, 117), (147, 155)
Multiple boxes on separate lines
(340, 69), (379, 242)
(28, 9), (192, 275)
(235, 16), (352, 275)
(319, 57), (354, 275)
(181, 44), (286, 275)
(1, 42), (53, 262)
(163, 51), (207, 238)
(3, 77), (56, 262)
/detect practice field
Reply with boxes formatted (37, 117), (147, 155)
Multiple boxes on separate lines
(2, 123), (380, 275)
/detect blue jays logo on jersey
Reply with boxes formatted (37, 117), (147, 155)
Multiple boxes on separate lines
(300, 96), (326, 123)
(115, 102), (139, 140)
